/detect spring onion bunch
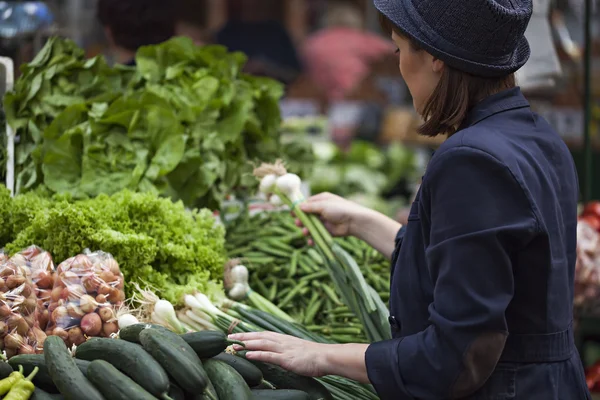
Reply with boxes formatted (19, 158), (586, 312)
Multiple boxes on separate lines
(224, 259), (296, 323)
(254, 161), (391, 342)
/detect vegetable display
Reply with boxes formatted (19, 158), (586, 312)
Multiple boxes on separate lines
(253, 162), (390, 343)
(225, 210), (390, 343)
(0, 187), (225, 304)
(2, 36), (300, 210)
(576, 201), (600, 315)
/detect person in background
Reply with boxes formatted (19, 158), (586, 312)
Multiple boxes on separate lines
(97, 0), (176, 66)
(175, 0), (209, 47)
(302, 1), (395, 102)
(215, 0), (302, 86)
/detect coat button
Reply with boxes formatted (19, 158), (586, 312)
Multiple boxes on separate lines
(388, 316), (399, 329)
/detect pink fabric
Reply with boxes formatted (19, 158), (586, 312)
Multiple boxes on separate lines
(302, 28), (395, 101)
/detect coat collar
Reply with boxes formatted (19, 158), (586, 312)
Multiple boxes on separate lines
(460, 87), (530, 130)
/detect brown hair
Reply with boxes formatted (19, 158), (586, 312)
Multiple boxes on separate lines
(378, 12), (515, 137)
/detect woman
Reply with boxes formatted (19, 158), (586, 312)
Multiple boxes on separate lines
(230, 0), (592, 399)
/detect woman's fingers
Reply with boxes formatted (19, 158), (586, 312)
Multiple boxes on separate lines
(245, 350), (285, 365)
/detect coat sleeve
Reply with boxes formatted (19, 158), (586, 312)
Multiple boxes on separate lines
(365, 146), (539, 399)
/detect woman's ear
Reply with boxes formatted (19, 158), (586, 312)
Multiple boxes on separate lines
(432, 58), (444, 74)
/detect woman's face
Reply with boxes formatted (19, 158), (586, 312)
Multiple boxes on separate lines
(391, 32), (443, 115)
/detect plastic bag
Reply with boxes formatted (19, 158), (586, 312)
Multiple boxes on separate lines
(46, 250), (125, 345)
(0, 247), (49, 357)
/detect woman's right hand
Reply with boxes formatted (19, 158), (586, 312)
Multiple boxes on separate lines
(299, 192), (367, 237)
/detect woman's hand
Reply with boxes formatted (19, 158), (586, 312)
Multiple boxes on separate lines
(299, 192), (402, 259)
(229, 332), (328, 377)
(299, 192), (367, 237)
(228, 332), (371, 383)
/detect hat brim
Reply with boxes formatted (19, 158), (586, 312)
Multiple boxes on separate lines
(374, 0), (530, 77)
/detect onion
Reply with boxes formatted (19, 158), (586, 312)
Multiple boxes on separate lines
(4, 332), (23, 349)
(105, 258), (121, 275)
(18, 344), (35, 355)
(102, 321), (119, 337)
(52, 327), (69, 341)
(99, 270), (117, 283)
(117, 314), (139, 329)
(80, 295), (97, 314)
(5, 275), (25, 289)
(95, 294), (107, 304)
(98, 307), (115, 323)
(67, 303), (85, 319)
(68, 327), (85, 346)
(80, 313), (102, 336)
(50, 286), (63, 302)
(33, 270), (53, 289)
(0, 304), (12, 318)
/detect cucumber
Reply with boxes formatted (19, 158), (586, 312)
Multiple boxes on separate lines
(139, 328), (211, 397)
(187, 380), (218, 400)
(167, 383), (185, 400)
(87, 359), (158, 400)
(119, 323), (173, 343)
(0, 362), (13, 379)
(237, 352), (332, 400)
(204, 359), (253, 400)
(8, 354), (90, 392)
(181, 331), (244, 358)
(43, 336), (104, 400)
(31, 388), (64, 400)
(212, 352), (268, 388)
(251, 389), (311, 400)
(75, 337), (170, 399)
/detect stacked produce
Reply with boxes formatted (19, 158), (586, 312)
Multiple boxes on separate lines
(253, 162), (390, 343)
(225, 210), (390, 343)
(132, 287), (379, 400)
(2, 36), (307, 210)
(575, 201), (600, 315)
(0, 187), (225, 304)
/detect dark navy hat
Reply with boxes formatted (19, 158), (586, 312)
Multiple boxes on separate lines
(374, 0), (533, 77)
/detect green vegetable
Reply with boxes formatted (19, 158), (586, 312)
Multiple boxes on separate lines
(167, 384), (184, 400)
(212, 352), (273, 388)
(180, 331), (244, 359)
(203, 359), (253, 400)
(237, 352), (332, 400)
(8, 354), (90, 392)
(251, 389), (311, 400)
(139, 328), (212, 398)
(119, 323), (175, 344)
(87, 359), (158, 400)
(0, 362), (15, 380)
(43, 336), (104, 400)
(3, 36), (307, 211)
(4, 366), (39, 400)
(31, 388), (64, 400)
(0, 188), (225, 303)
(75, 337), (170, 399)
(0, 366), (24, 395)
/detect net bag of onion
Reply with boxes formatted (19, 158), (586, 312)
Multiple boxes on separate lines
(0, 246), (50, 357)
(46, 250), (125, 346)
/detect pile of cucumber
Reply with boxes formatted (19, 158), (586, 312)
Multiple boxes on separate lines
(1, 324), (336, 400)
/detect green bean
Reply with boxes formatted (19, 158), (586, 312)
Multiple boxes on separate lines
(277, 281), (309, 309)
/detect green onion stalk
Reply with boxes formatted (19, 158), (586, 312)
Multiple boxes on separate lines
(224, 259), (296, 323)
(253, 161), (391, 343)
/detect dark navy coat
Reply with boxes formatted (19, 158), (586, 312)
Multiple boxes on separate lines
(365, 88), (592, 400)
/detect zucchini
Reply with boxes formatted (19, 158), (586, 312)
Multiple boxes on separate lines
(212, 352), (271, 388)
(87, 359), (158, 400)
(119, 323), (173, 343)
(0, 362), (13, 379)
(31, 388), (64, 400)
(203, 359), (253, 400)
(75, 337), (170, 399)
(139, 328), (212, 398)
(237, 352), (332, 400)
(8, 354), (89, 392)
(43, 336), (104, 400)
(251, 389), (311, 400)
(181, 331), (244, 358)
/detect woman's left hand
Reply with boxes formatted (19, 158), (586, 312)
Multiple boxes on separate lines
(228, 332), (328, 377)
